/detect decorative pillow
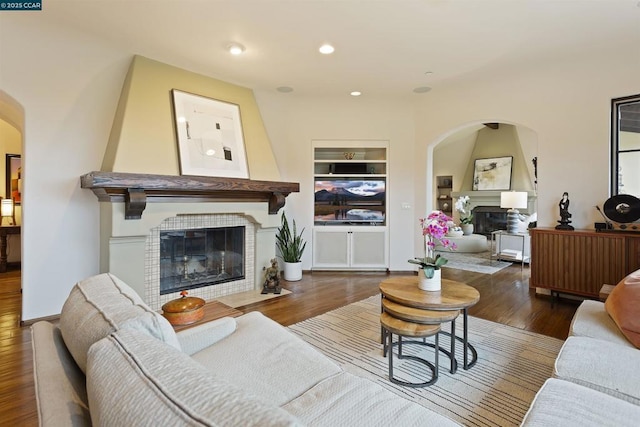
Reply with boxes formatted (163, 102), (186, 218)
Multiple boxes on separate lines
(87, 328), (301, 426)
(59, 273), (180, 373)
(605, 269), (640, 348)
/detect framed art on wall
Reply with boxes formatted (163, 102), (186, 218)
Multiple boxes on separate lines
(472, 156), (512, 191)
(5, 154), (21, 204)
(171, 89), (249, 179)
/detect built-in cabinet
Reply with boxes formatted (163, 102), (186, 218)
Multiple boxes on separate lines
(311, 140), (388, 271)
(312, 227), (387, 269)
(530, 228), (640, 298)
(436, 175), (453, 217)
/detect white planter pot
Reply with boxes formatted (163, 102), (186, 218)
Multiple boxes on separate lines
(461, 224), (474, 236)
(283, 261), (303, 281)
(418, 268), (441, 292)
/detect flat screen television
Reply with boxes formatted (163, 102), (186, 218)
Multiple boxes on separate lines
(314, 179), (386, 224)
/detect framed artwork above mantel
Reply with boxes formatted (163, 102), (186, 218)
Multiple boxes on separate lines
(472, 156), (513, 191)
(171, 89), (249, 179)
(5, 154), (21, 205)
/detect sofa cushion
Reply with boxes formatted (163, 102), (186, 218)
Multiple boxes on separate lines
(554, 336), (640, 405)
(87, 328), (302, 427)
(568, 300), (633, 348)
(176, 316), (237, 355)
(192, 311), (343, 406)
(283, 371), (459, 426)
(605, 269), (640, 348)
(521, 378), (640, 426)
(59, 273), (180, 373)
(31, 321), (90, 427)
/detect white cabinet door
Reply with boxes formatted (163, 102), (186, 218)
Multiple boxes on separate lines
(350, 229), (387, 268)
(312, 227), (387, 270)
(312, 228), (350, 268)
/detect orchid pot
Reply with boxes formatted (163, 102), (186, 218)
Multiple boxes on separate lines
(408, 211), (457, 292)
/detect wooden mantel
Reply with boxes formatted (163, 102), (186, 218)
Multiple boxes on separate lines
(80, 171), (300, 220)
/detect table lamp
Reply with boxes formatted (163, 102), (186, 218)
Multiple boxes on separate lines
(500, 191), (527, 234)
(1, 198), (15, 226)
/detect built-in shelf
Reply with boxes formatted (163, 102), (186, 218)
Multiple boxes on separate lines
(80, 171), (300, 219)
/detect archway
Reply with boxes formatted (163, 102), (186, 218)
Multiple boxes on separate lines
(426, 121), (538, 223)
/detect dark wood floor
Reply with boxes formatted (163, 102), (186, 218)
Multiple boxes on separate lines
(0, 265), (580, 426)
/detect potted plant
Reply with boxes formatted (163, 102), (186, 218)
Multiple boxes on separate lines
(408, 211), (457, 291)
(455, 195), (474, 235)
(275, 212), (307, 281)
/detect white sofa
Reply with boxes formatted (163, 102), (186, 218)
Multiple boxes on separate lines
(31, 273), (460, 426)
(521, 271), (640, 426)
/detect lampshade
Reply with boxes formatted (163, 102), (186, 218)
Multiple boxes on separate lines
(1, 199), (13, 217)
(500, 191), (528, 209)
(1, 199), (14, 226)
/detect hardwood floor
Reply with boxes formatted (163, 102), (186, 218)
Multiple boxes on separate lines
(0, 265), (580, 425)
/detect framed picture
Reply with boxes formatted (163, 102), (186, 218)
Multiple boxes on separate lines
(171, 89), (249, 179)
(472, 156), (512, 191)
(5, 154), (21, 204)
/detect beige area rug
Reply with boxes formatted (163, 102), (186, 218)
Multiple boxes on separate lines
(436, 249), (512, 275)
(289, 296), (563, 427)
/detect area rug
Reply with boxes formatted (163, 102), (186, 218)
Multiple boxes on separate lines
(289, 296), (563, 427)
(436, 249), (512, 275)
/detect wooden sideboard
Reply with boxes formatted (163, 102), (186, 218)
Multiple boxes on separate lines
(530, 227), (640, 298)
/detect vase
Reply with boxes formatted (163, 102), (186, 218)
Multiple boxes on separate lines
(418, 268), (441, 292)
(461, 224), (474, 236)
(282, 261), (303, 281)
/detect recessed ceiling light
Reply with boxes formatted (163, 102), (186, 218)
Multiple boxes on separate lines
(227, 43), (245, 55)
(319, 44), (335, 54)
(276, 86), (294, 93)
(424, 71), (433, 75)
(350, 91), (362, 97)
(413, 86), (432, 94)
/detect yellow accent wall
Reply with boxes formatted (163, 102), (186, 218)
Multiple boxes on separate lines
(102, 55), (281, 181)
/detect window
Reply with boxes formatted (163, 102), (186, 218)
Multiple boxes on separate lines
(611, 94), (640, 197)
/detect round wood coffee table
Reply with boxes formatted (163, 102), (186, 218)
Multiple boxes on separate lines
(380, 276), (480, 370)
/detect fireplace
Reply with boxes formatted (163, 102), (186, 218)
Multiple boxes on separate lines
(145, 213), (255, 310)
(81, 172), (299, 311)
(473, 206), (508, 236)
(160, 226), (245, 295)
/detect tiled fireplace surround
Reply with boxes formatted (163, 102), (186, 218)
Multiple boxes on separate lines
(99, 199), (283, 312)
(144, 213), (255, 311)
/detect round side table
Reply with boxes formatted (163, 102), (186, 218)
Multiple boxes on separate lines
(380, 276), (480, 370)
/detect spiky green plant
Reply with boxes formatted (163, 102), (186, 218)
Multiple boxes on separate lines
(275, 212), (307, 263)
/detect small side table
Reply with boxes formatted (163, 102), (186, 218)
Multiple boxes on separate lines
(0, 225), (20, 273)
(490, 230), (529, 272)
(170, 300), (242, 332)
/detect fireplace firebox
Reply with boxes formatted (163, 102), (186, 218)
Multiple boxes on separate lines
(472, 206), (509, 236)
(160, 226), (245, 295)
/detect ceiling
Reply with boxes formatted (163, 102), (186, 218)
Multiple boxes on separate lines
(39, 1), (640, 97)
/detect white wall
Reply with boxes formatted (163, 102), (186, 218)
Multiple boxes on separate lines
(1, 16), (131, 319)
(255, 93), (417, 271)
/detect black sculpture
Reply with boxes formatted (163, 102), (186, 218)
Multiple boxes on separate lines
(556, 192), (574, 230)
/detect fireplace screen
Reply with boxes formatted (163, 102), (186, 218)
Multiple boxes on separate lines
(160, 226), (245, 295)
